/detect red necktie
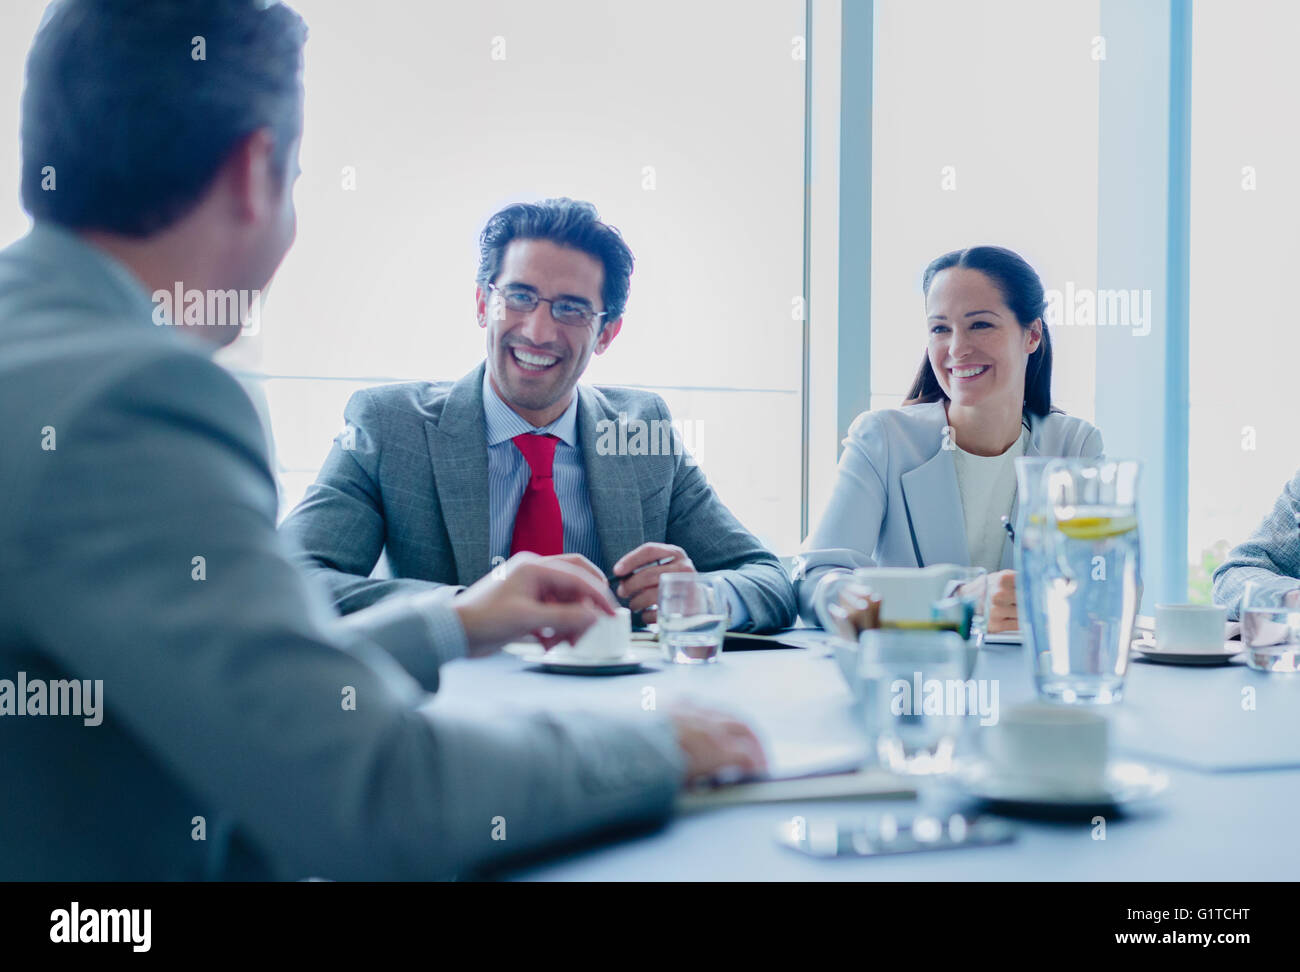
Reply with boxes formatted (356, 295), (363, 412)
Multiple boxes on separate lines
(509, 433), (563, 556)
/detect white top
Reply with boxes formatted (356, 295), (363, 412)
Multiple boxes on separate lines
(795, 402), (1103, 622)
(953, 426), (1027, 572)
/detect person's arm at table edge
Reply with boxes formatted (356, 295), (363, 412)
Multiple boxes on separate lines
(796, 411), (890, 625)
(11, 351), (686, 879)
(278, 386), (462, 613)
(1213, 469), (1300, 619)
(334, 586), (467, 692)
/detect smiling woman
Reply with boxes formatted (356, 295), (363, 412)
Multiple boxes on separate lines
(908, 246), (1054, 433)
(795, 244), (1104, 628)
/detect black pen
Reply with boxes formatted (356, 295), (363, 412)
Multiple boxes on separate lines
(1001, 515), (1015, 543)
(610, 555), (676, 585)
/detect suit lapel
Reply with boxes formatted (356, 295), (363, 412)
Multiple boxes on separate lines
(577, 386), (644, 574)
(900, 446), (970, 568)
(1003, 420), (1042, 569)
(425, 364), (492, 585)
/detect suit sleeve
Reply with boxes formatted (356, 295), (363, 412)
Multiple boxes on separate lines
(655, 400), (796, 632)
(11, 352), (683, 880)
(1212, 469), (1300, 619)
(1081, 423), (1105, 460)
(279, 387), (455, 612)
(796, 411), (890, 625)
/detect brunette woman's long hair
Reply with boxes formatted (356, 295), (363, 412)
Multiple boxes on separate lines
(905, 245), (1054, 418)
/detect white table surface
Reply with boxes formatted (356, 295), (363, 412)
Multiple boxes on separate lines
(430, 635), (1300, 880)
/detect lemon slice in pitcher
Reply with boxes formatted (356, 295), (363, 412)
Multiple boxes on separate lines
(1055, 514), (1138, 540)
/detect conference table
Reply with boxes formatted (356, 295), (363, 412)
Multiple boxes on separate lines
(433, 631), (1300, 881)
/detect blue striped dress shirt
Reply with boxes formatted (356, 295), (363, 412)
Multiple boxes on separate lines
(480, 372), (749, 626)
(482, 372), (602, 567)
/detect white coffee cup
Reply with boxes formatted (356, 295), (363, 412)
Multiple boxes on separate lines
(818, 565), (967, 626)
(1155, 603), (1228, 652)
(568, 607), (632, 660)
(983, 703), (1109, 793)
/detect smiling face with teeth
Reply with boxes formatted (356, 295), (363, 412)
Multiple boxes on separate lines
(477, 238), (623, 427)
(925, 266), (1042, 415)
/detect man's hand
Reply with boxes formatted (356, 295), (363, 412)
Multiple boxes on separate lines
(538, 552), (608, 588)
(453, 553), (617, 657)
(958, 569), (1019, 634)
(667, 702), (767, 784)
(613, 542), (694, 624)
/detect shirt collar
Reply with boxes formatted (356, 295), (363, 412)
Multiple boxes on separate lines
(481, 368), (580, 448)
(955, 426), (1029, 461)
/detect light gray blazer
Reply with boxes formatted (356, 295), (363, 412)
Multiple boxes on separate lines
(797, 401), (1104, 622)
(0, 224), (683, 880)
(1212, 468), (1300, 619)
(279, 364), (796, 632)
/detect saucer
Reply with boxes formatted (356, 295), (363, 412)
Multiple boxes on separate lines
(954, 758), (1169, 810)
(515, 646), (645, 675)
(1131, 637), (1242, 666)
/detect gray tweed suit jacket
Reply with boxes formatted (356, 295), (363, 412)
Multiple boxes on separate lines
(0, 224), (683, 881)
(1212, 468), (1300, 619)
(279, 364), (796, 632)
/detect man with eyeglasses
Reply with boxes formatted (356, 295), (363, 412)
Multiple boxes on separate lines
(280, 198), (795, 632)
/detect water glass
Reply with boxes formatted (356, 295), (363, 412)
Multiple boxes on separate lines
(856, 629), (968, 775)
(658, 575), (727, 664)
(1016, 457), (1142, 705)
(1240, 582), (1300, 672)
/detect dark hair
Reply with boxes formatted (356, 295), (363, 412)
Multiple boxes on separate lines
(476, 198), (634, 330)
(21, 0), (307, 236)
(905, 245), (1054, 418)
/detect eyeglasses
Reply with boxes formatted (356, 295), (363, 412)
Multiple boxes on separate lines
(488, 283), (607, 328)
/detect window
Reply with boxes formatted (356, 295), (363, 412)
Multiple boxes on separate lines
(8, 0), (1274, 593)
(222, 0), (808, 554)
(0, 2), (45, 248)
(1187, 0), (1300, 600)
(870, 0), (1100, 422)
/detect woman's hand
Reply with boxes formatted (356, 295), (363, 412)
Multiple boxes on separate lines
(985, 570), (1019, 633)
(957, 569), (1019, 634)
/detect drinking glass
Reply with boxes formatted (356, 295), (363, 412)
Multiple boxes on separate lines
(1015, 458), (1142, 704)
(1240, 582), (1300, 672)
(658, 575), (727, 664)
(856, 629), (969, 775)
